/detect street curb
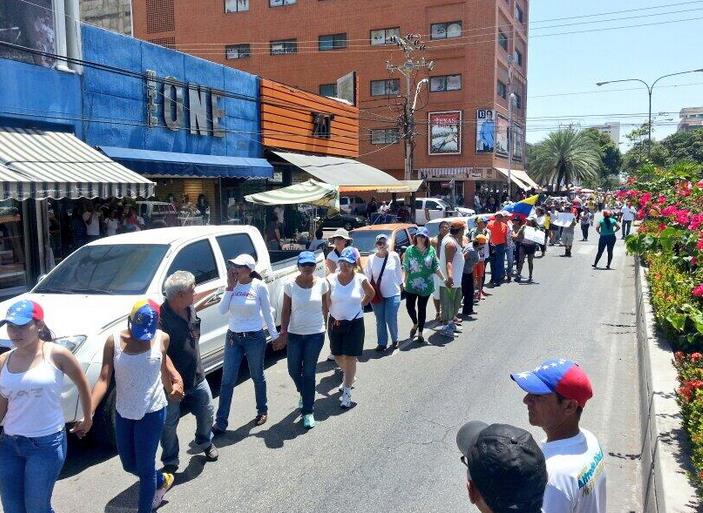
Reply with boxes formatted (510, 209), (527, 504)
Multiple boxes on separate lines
(635, 257), (701, 513)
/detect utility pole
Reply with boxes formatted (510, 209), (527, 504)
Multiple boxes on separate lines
(507, 56), (514, 201)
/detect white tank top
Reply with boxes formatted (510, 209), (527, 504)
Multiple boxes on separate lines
(0, 343), (65, 437)
(440, 236), (464, 289)
(113, 330), (167, 420)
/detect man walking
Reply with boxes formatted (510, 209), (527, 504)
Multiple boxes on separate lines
(456, 421), (548, 513)
(438, 220), (465, 337)
(486, 212), (508, 287)
(160, 271), (219, 473)
(620, 201), (636, 239)
(510, 359), (606, 513)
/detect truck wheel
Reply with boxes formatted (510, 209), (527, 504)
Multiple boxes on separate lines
(344, 222), (353, 231)
(90, 384), (117, 450)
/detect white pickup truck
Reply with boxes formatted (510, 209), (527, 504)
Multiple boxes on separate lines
(0, 226), (323, 442)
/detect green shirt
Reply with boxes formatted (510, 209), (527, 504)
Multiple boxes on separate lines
(403, 245), (440, 296)
(599, 217), (617, 236)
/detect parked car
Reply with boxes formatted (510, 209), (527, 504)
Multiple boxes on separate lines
(136, 201), (179, 227)
(340, 196), (367, 215)
(320, 212), (367, 231)
(0, 226), (324, 444)
(413, 197), (475, 225)
(350, 223), (417, 269)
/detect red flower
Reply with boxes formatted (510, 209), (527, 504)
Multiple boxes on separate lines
(639, 192), (652, 207)
(679, 385), (693, 402)
(697, 235), (703, 251)
(692, 284), (703, 297)
(692, 352), (703, 362)
(675, 351), (686, 363)
(657, 194), (667, 205)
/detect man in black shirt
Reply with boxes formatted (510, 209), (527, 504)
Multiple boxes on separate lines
(159, 271), (218, 473)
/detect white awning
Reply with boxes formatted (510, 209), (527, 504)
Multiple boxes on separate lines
(418, 167), (472, 179)
(245, 179), (339, 210)
(273, 151), (401, 190)
(0, 127), (155, 201)
(512, 169), (540, 190)
(495, 168), (532, 191)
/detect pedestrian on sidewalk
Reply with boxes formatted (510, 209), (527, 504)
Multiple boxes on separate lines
(487, 212), (508, 287)
(461, 237), (480, 316)
(438, 220), (465, 337)
(275, 251), (330, 429)
(456, 421), (548, 513)
(90, 300), (184, 513)
(403, 227), (444, 344)
(510, 359), (606, 513)
(620, 201), (636, 239)
(473, 235), (489, 301)
(214, 254), (279, 431)
(593, 211), (620, 270)
(0, 300), (93, 513)
(431, 221), (450, 321)
(327, 248), (374, 408)
(159, 271), (218, 474)
(580, 208), (593, 241)
(365, 234), (403, 352)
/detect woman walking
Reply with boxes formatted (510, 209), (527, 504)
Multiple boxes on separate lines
(325, 228), (360, 275)
(403, 228), (445, 344)
(431, 221), (450, 321)
(214, 254), (279, 431)
(90, 299), (183, 513)
(275, 252), (330, 429)
(0, 300), (92, 513)
(365, 234), (403, 352)
(327, 247), (374, 408)
(593, 210), (620, 269)
(514, 217), (538, 283)
(580, 208), (593, 241)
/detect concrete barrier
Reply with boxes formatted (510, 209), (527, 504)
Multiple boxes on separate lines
(635, 257), (701, 513)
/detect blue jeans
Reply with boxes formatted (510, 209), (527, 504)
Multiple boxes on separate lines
(490, 244), (506, 284)
(215, 329), (267, 429)
(506, 243), (515, 277)
(0, 429), (66, 513)
(371, 294), (401, 347)
(160, 379), (214, 467)
(287, 332), (325, 415)
(115, 408), (166, 513)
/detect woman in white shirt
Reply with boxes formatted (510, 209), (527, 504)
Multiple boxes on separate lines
(327, 248), (374, 408)
(325, 228), (361, 275)
(364, 234), (403, 352)
(274, 251), (329, 429)
(214, 254), (279, 431)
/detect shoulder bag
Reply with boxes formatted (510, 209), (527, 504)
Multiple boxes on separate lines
(369, 254), (388, 305)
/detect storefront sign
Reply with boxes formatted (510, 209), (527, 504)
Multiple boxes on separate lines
(145, 70), (225, 137)
(428, 111), (462, 155)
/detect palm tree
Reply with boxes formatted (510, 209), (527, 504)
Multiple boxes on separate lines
(528, 127), (601, 191)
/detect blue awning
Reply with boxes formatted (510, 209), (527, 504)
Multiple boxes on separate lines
(98, 146), (273, 179)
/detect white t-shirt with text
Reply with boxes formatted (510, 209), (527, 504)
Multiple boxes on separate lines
(541, 429), (606, 513)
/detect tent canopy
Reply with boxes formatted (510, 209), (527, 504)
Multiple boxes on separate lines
(274, 151), (400, 187)
(244, 179), (339, 210)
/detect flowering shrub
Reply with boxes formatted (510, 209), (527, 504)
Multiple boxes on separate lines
(674, 352), (703, 483)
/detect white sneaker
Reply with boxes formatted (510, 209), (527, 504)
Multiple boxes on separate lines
(340, 388), (352, 409)
(326, 353), (336, 361)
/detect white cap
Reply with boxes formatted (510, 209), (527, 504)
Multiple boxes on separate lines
(228, 254), (256, 270)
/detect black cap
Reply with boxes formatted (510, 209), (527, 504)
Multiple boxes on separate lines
(456, 421), (547, 513)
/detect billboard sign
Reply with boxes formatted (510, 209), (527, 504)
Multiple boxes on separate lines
(495, 115), (509, 156)
(475, 109), (495, 152)
(428, 110), (462, 155)
(0, 0), (56, 67)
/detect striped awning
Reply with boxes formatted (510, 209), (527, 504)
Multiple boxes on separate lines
(418, 167), (472, 179)
(0, 127), (155, 201)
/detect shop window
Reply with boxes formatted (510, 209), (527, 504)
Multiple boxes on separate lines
(225, 0), (249, 12)
(430, 21), (462, 40)
(319, 83), (338, 97)
(514, 48), (523, 67)
(270, 0), (295, 6)
(216, 234), (258, 262)
(430, 74), (462, 92)
(497, 80), (507, 99)
(319, 33), (347, 51)
(370, 27), (400, 46)
(0, 200), (26, 298)
(226, 44), (251, 59)
(370, 78), (400, 97)
(515, 4), (524, 23)
(167, 240), (219, 285)
(370, 128), (400, 145)
(498, 30), (508, 51)
(270, 39), (297, 55)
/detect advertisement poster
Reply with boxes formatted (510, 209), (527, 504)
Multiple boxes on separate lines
(475, 109), (495, 152)
(0, 0), (56, 67)
(513, 124), (524, 161)
(428, 111), (462, 155)
(495, 115), (509, 156)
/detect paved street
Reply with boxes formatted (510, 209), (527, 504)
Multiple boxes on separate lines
(50, 235), (641, 513)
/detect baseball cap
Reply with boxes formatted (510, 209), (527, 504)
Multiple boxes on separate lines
(297, 251), (316, 265)
(375, 233), (389, 242)
(0, 299), (44, 327)
(338, 247), (357, 265)
(511, 359), (593, 408)
(498, 210), (511, 217)
(128, 299), (160, 342)
(228, 254), (256, 270)
(416, 227), (430, 238)
(456, 421), (547, 513)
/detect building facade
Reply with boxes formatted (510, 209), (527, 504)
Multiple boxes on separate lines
(131, 0), (532, 205)
(80, 0), (132, 35)
(590, 122), (621, 145)
(678, 107), (703, 133)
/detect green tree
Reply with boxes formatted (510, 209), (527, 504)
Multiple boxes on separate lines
(622, 123), (666, 174)
(582, 128), (623, 188)
(661, 128), (703, 165)
(528, 127), (602, 191)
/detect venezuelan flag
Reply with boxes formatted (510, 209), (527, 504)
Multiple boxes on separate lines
(505, 195), (539, 219)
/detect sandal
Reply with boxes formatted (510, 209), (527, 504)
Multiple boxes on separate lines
(254, 414), (268, 426)
(409, 325), (417, 339)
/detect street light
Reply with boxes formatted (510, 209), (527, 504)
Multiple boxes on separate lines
(596, 68), (703, 155)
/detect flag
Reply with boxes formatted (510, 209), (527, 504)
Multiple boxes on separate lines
(505, 195), (539, 218)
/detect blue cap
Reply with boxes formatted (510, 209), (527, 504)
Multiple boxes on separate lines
(128, 299), (160, 342)
(510, 359), (593, 408)
(297, 251), (316, 265)
(0, 299), (44, 327)
(416, 227), (430, 238)
(338, 247), (357, 265)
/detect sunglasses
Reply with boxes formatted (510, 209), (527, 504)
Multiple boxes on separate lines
(299, 262), (316, 268)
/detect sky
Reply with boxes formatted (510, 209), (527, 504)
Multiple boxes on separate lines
(526, 0), (703, 147)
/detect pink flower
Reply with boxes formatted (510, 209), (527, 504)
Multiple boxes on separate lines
(662, 206), (678, 217)
(657, 194), (667, 205)
(693, 283), (703, 297)
(676, 211), (690, 225)
(692, 257), (698, 267)
(697, 236), (703, 251)
(639, 192), (652, 207)
(690, 214), (703, 231)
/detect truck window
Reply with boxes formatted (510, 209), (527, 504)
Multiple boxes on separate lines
(414, 199), (422, 209)
(426, 201), (439, 210)
(394, 230), (410, 250)
(167, 240), (219, 285)
(216, 233), (258, 262)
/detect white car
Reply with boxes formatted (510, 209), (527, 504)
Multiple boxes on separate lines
(424, 216), (478, 239)
(340, 196), (367, 215)
(413, 198), (475, 225)
(0, 226), (323, 443)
